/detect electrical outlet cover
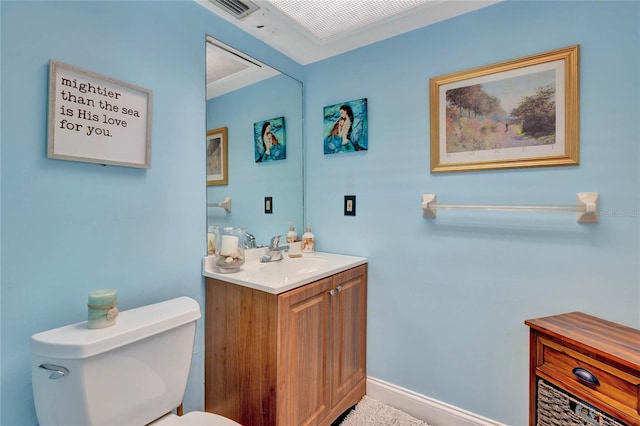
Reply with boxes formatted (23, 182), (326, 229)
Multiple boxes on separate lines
(344, 195), (356, 216)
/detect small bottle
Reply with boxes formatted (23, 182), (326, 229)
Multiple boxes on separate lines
(286, 222), (298, 243)
(301, 223), (315, 253)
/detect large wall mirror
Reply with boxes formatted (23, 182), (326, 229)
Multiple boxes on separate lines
(206, 36), (304, 247)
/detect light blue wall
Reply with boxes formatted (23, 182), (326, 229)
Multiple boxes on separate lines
(304, 1), (639, 424)
(207, 74), (304, 245)
(2, 1), (639, 426)
(0, 1), (301, 425)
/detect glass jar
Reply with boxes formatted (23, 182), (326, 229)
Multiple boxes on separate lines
(207, 226), (219, 256)
(214, 227), (245, 273)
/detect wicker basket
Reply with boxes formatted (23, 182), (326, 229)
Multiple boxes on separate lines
(537, 379), (627, 426)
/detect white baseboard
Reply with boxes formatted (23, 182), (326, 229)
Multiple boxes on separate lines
(366, 376), (506, 426)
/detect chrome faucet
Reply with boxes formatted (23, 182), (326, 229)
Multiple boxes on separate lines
(242, 230), (257, 249)
(260, 235), (289, 263)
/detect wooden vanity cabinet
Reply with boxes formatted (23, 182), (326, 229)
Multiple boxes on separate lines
(205, 264), (367, 426)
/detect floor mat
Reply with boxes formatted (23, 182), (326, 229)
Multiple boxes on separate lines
(340, 395), (431, 426)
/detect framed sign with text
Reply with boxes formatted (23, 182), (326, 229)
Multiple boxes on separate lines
(47, 60), (153, 168)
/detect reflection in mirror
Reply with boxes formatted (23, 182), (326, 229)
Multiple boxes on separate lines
(206, 36), (303, 248)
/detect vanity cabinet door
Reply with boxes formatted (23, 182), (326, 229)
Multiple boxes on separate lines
(277, 265), (367, 426)
(330, 265), (367, 409)
(205, 278), (278, 426)
(277, 276), (333, 425)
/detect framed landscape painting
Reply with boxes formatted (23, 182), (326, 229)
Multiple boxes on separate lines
(206, 127), (228, 186)
(430, 45), (579, 173)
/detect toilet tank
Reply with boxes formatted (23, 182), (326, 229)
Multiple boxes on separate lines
(30, 296), (201, 426)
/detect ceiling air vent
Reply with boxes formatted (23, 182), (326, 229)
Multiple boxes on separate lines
(209, 0), (260, 19)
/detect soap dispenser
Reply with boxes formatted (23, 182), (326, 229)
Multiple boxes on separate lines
(286, 222), (298, 243)
(301, 223), (315, 253)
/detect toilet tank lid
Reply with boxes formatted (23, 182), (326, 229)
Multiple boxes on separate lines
(30, 296), (201, 359)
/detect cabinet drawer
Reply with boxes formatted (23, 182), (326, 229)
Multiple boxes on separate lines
(537, 336), (640, 417)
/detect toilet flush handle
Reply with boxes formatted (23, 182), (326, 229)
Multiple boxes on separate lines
(39, 364), (69, 379)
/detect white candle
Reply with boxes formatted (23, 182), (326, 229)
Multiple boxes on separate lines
(220, 235), (239, 256)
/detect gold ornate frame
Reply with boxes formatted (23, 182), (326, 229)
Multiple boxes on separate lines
(206, 127), (228, 186)
(430, 45), (579, 173)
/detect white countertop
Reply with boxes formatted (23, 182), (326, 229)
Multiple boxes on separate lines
(202, 248), (367, 294)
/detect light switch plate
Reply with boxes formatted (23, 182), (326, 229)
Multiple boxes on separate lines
(344, 195), (356, 216)
(265, 196), (273, 214)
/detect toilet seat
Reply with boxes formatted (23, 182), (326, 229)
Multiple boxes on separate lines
(151, 411), (242, 426)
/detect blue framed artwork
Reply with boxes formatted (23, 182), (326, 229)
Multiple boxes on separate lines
(323, 98), (368, 155)
(254, 116), (286, 163)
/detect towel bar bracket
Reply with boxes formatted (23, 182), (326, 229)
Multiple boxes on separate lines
(208, 197), (231, 214)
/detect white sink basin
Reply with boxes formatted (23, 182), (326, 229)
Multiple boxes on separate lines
(203, 249), (367, 294)
(259, 256), (329, 277)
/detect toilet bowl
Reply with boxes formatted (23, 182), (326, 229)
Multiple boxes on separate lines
(152, 412), (240, 425)
(30, 296), (241, 426)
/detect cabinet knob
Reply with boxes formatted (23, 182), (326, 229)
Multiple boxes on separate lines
(329, 289), (336, 296)
(572, 367), (600, 386)
(337, 285), (343, 292)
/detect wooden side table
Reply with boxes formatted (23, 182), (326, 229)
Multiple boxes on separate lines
(525, 312), (640, 425)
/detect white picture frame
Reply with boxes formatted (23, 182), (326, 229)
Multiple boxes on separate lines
(47, 60), (153, 168)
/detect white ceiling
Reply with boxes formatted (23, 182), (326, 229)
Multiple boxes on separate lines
(197, 0), (501, 65)
(206, 36), (279, 98)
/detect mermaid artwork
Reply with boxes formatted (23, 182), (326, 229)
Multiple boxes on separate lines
(330, 105), (354, 147)
(324, 99), (367, 154)
(256, 120), (285, 162)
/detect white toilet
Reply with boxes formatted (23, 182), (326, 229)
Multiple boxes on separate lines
(30, 296), (240, 426)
